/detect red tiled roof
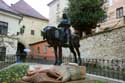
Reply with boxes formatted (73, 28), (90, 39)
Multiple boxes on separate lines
(0, 0), (19, 15)
(11, 0), (48, 21)
(29, 40), (46, 46)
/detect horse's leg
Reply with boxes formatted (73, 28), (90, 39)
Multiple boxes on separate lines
(69, 46), (77, 63)
(75, 47), (82, 65)
(58, 46), (62, 65)
(53, 46), (58, 65)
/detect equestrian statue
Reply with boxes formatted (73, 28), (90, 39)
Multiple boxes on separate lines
(42, 13), (82, 65)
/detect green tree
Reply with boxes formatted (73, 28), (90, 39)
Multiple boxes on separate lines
(66, 0), (105, 35)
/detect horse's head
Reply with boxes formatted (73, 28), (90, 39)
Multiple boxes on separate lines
(42, 26), (57, 45)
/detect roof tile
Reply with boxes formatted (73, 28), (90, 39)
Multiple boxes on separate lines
(0, 0), (19, 15)
(11, 0), (48, 20)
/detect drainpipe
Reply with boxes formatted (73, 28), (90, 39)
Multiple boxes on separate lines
(124, 16), (125, 24)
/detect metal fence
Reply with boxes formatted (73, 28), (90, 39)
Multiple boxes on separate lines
(0, 55), (16, 69)
(63, 56), (125, 81)
(0, 55), (54, 70)
(26, 57), (54, 64)
(0, 55), (125, 81)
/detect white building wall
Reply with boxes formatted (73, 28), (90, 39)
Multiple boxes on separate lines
(48, 0), (68, 26)
(0, 11), (21, 55)
(59, 0), (68, 13)
(49, 0), (59, 26)
(0, 11), (20, 36)
(3, 37), (18, 55)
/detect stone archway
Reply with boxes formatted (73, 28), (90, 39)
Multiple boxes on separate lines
(17, 42), (25, 54)
(16, 42), (26, 62)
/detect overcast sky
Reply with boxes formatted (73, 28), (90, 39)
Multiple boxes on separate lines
(4, 0), (53, 19)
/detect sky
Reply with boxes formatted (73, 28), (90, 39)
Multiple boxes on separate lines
(4, 0), (53, 19)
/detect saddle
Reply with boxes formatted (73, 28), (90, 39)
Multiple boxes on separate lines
(55, 28), (67, 44)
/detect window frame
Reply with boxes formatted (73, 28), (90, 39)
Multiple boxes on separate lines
(0, 47), (6, 61)
(116, 7), (124, 19)
(43, 46), (47, 54)
(37, 46), (40, 54)
(20, 25), (25, 35)
(31, 30), (35, 35)
(0, 21), (8, 35)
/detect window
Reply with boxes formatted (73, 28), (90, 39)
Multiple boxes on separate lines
(0, 21), (8, 35)
(30, 47), (34, 53)
(116, 7), (123, 19)
(20, 25), (25, 34)
(17, 32), (20, 35)
(37, 47), (40, 54)
(0, 47), (6, 61)
(52, 48), (54, 53)
(43, 46), (47, 54)
(31, 30), (35, 35)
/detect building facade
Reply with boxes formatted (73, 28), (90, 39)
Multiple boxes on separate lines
(11, 0), (48, 48)
(29, 41), (55, 60)
(0, 0), (21, 60)
(98, 0), (125, 32)
(0, 0), (50, 61)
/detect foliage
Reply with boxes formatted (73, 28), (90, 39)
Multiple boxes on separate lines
(94, 80), (107, 83)
(66, 0), (105, 34)
(0, 63), (29, 83)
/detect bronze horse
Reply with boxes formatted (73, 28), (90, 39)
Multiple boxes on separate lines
(43, 26), (82, 65)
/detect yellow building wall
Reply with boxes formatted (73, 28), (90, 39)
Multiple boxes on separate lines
(18, 16), (48, 48)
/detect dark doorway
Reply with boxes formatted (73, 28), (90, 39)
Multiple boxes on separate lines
(16, 42), (26, 62)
